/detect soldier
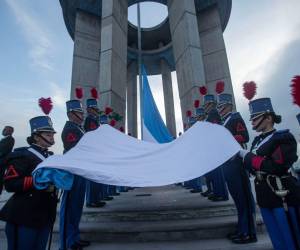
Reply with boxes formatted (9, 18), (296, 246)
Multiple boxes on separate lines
(217, 93), (257, 243)
(0, 116), (57, 250)
(84, 98), (106, 208)
(0, 126), (15, 195)
(59, 100), (89, 250)
(0, 126), (15, 158)
(184, 115), (201, 191)
(189, 107), (206, 194)
(183, 111), (197, 190)
(239, 95), (300, 250)
(98, 112), (115, 202)
(195, 107), (206, 122)
(200, 89), (228, 201)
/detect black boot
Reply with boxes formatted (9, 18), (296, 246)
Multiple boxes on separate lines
(201, 190), (212, 197)
(232, 234), (257, 244)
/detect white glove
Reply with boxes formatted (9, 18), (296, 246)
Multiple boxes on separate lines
(239, 149), (249, 159)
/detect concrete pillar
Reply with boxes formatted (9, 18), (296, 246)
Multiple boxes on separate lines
(70, 10), (101, 107)
(168, 0), (207, 125)
(160, 58), (176, 137)
(197, 6), (235, 106)
(98, 0), (128, 127)
(127, 61), (138, 137)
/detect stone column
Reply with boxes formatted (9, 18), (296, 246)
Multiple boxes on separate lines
(127, 61), (138, 137)
(160, 58), (176, 137)
(70, 10), (101, 107)
(197, 6), (235, 106)
(168, 0), (207, 125)
(98, 0), (128, 128)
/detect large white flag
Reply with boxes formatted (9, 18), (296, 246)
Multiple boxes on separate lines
(34, 122), (241, 188)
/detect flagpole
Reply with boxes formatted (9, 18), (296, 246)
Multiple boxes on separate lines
(137, 3), (143, 139)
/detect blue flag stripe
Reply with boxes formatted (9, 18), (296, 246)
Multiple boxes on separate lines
(142, 65), (173, 143)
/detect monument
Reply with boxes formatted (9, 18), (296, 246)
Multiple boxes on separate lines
(60, 0), (234, 137)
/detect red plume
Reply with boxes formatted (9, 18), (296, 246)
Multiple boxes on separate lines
(215, 81), (225, 94)
(38, 97), (53, 115)
(110, 119), (116, 127)
(90, 87), (99, 99)
(75, 87), (83, 99)
(194, 100), (200, 108)
(186, 110), (192, 117)
(199, 86), (207, 96)
(243, 81), (257, 101)
(291, 75), (300, 107)
(105, 107), (113, 115)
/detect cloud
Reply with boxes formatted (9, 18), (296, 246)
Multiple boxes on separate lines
(225, 1), (300, 107)
(259, 39), (300, 135)
(236, 37), (300, 148)
(4, 0), (54, 71)
(49, 82), (68, 109)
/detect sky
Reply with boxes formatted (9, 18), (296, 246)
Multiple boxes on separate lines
(0, 0), (300, 154)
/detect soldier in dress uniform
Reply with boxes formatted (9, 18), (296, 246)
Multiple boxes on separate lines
(195, 107), (206, 122)
(59, 100), (90, 250)
(183, 112), (197, 190)
(201, 92), (228, 201)
(217, 93), (257, 243)
(84, 98), (106, 208)
(0, 116), (57, 250)
(239, 97), (300, 250)
(188, 107), (206, 194)
(0, 126), (15, 158)
(183, 115), (203, 191)
(0, 126), (15, 195)
(97, 112), (115, 202)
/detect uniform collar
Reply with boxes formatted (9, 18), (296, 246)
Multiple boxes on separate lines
(1, 135), (11, 139)
(68, 120), (83, 129)
(31, 144), (49, 157)
(87, 113), (98, 119)
(222, 112), (232, 121)
(259, 129), (276, 140)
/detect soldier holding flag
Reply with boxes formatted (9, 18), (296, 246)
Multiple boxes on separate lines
(0, 98), (58, 250)
(84, 88), (106, 208)
(239, 82), (300, 250)
(217, 82), (257, 243)
(200, 85), (228, 201)
(59, 88), (90, 250)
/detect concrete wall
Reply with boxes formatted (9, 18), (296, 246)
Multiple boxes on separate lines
(197, 5), (235, 106)
(70, 10), (101, 107)
(127, 61), (138, 137)
(168, 0), (206, 125)
(98, 0), (128, 129)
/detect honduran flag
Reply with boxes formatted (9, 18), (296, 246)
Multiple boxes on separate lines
(142, 65), (173, 143)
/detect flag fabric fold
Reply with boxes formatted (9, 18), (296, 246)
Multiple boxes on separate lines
(33, 122), (241, 189)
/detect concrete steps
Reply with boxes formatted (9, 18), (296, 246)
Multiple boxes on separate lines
(0, 186), (270, 245)
(80, 204), (238, 223)
(49, 214), (265, 243)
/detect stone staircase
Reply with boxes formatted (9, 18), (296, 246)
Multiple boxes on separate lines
(0, 185), (271, 248)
